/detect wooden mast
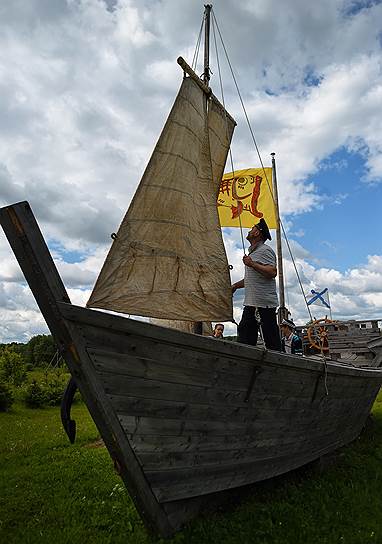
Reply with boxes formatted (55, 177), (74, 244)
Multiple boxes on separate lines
(194, 4), (212, 336)
(203, 4), (212, 85)
(271, 152), (289, 323)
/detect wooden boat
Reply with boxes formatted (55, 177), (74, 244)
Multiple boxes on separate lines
(3, 205), (382, 539)
(2, 7), (382, 538)
(299, 318), (382, 365)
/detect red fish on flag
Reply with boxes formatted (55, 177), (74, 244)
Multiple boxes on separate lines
(217, 168), (276, 228)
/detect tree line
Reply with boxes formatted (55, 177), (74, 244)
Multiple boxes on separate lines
(0, 334), (58, 369)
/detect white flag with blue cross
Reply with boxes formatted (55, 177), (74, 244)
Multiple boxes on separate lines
(306, 288), (330, 309)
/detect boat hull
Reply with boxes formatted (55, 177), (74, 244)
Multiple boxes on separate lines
(61, 302), (381, 504)
(1, 201), (382, 537)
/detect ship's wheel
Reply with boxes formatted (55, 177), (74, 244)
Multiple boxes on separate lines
(306, 318), (335, 353)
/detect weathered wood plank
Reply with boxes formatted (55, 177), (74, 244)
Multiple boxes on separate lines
(133, 436), (342, 472)
(89, 348), (252, 391)
(125, 408), (368, 451)
(110, 394), (259, 423)
(118, 413), (322, 437)
(107, 393), (334, 423)
(59, 302), (382, 379)
(88, 346), (254, 379)
(101, 371), (250, 406)
(99, 369), (376, 411)
(120, 399), (369, 448)
(148, 433), (359, 502)
(136, 438), (342, 471)
(92, 348), (369, 398)
(130, 433), (304, 455)
(94, 350), (340, 398)
(328, 332), (380, 338)
(117, 400), (370, 441)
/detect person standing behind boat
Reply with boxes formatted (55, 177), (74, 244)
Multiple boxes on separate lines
(212, 323), (224, 338)
(231, 218), (281, 351)
(280, 318), (303, 355)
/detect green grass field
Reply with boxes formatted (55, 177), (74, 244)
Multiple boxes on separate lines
(2, 394), (382, 544)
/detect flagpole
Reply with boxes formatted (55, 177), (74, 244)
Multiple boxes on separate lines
(271, 153), (288, 323)
(327, 289), (333, 320)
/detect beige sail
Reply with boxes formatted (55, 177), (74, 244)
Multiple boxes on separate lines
(87, 76), (236, 321)
(149, 318), (213, 336)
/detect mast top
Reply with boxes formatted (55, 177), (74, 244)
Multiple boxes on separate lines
(203, 5), (212, 85)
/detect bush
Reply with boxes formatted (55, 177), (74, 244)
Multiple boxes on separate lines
(0, 381), (14, 412)
(44, 376), (67, 406)
(0, 348), (27, 386)
(21, 373), (68, 409)
(23, 380), (46, 408)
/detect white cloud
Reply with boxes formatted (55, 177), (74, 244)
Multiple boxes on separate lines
(0, 0), (382, 342)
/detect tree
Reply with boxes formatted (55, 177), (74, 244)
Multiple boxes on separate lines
(25, 335), (56, 367)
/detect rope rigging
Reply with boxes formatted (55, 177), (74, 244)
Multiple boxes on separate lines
(191, 15), (204, 72)
(193, 7), (313, 322)
(211, 11), (246, 255)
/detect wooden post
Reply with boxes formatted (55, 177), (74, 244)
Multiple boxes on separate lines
(271, 153), (289, 323)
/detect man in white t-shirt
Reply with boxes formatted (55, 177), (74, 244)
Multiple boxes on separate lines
(232, 218), (281, 351)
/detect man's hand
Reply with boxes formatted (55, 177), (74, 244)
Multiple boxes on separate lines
(243, 255), (253, 268)
(243, 256), (277, 278)
(232, 279), (244, 293)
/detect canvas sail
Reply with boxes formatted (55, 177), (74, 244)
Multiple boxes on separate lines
(87, 76), (236, 321)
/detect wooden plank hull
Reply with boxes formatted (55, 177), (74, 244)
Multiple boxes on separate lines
(60, 303), (381, 506)
(2, 201), (382, 537)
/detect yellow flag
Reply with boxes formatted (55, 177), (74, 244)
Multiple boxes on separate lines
(217, 168), (277, 228)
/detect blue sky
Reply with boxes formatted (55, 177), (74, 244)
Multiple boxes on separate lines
(292, 147), (381, 271)
(1, 0), (382, 341)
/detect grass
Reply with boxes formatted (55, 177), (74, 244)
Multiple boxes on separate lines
(1, 395), (382, 544)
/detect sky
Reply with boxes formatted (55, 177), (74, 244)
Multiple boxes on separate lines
(0, 0), (382, 342)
